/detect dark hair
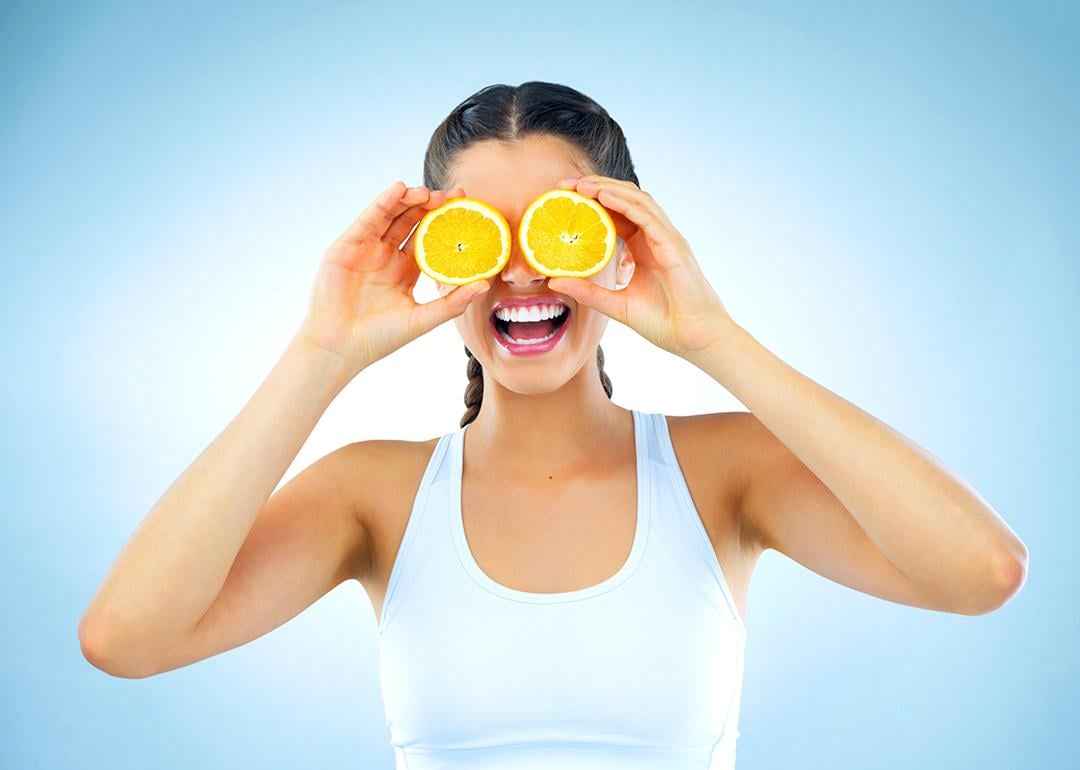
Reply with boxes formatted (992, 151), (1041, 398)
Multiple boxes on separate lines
(421, 81), (637, 428)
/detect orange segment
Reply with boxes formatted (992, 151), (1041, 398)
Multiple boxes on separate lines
(518, 188), (617, 278)
(414, 197), (511, 285)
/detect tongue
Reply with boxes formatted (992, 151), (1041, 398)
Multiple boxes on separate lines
(506, 319), (555, 340)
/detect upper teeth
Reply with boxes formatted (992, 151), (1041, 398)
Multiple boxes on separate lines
(495, 304), (567, 323)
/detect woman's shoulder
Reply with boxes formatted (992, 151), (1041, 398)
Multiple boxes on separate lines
(338, 434), (444, 510)
(339, 433), (446, 510)
(658, 410), (758, 523)
(330, 434), (445, 586)
(658, 409), (756, 454)
(341, 433), (443, 466)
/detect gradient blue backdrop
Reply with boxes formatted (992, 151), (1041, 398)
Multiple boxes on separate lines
(3, 1), (1076, 767)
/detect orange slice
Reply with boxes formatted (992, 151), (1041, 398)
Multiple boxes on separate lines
(518, 188), (617, 278)
(414, 197), (512, 285)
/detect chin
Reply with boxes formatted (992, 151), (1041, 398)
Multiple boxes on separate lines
(464, 325), (605, 400)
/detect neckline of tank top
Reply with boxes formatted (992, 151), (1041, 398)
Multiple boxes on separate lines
(448, 407), (652, 605)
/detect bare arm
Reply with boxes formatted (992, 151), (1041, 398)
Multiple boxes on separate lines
(77, 180), (491, 678)
(692, 319), (1029, 616)
(541, 174), (1027, 617)
(77, 333), (357, 678)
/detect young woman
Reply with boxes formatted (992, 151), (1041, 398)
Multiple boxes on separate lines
(79, 81), (1028, 769)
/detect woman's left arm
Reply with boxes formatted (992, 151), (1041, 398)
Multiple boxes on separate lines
(549, 174), (1029, 616)
(686, 319), (1028, 616)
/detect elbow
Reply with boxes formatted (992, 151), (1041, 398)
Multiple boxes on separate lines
(77, 614), (161, 680)
(961, 540), (1029, 616)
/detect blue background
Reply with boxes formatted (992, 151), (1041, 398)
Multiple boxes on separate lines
(3, 1), (1076, 767)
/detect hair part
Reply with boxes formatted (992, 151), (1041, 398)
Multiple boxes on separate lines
(422, 81), (635, 429)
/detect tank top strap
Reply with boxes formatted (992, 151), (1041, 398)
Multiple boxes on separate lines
(378, 428), (459, 637)
(643, 411), (747, 638)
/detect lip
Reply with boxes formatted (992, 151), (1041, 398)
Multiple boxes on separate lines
(489, 299), (572, 357)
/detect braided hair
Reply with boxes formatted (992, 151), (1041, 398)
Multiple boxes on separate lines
(459, 344), (614, 428)
(420, 81), (637, 429)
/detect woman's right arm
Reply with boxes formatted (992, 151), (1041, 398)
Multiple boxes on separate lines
(78, 332), (358, 678)
(77, 180), (492, 678)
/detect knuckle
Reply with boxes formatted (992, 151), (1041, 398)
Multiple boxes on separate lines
(373, 198), (397, 218)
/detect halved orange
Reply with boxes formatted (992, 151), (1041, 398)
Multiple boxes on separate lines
(413, 197), (512, 285)
(518, 188), (617, 278)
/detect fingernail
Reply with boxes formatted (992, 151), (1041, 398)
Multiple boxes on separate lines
(559, 177), (579, 185)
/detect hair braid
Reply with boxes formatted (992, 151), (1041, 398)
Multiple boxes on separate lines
(461, 345), (485, 428)
(460, 345), (613, 428)
(597, 343), (614, 400)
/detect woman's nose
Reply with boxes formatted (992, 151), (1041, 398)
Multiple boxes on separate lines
(498, 237), (547, 287)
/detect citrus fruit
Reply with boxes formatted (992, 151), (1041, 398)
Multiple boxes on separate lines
(518, 188), (617, 278)
(414, 197), (512, 285)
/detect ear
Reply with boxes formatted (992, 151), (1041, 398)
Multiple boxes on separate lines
(614, 237), (635, 290)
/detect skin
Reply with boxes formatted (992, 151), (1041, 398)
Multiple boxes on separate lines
(368, 134), (715, 616)
(432, 135), (638, 483)
(78, 132), (1029, 682)
(421, 132), (1028, 617)
(539, 151), (1030, 618)
(377, 132), (1030, 620)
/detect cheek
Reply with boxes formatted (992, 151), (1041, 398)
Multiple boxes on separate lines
(590, 256), (619, 290)
(456, 305), (487, 341)
(571, 304), (610, 345)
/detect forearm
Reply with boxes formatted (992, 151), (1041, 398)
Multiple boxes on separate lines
(686, 314), (1028, 600)
(79, 332), (359, 659)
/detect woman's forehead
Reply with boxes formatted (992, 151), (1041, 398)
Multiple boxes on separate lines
(446, 136), (589, 199)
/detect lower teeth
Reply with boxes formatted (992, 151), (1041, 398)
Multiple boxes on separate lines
(499, 326), (559, 345)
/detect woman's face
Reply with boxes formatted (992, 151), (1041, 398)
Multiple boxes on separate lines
(434, 134), (635, 396)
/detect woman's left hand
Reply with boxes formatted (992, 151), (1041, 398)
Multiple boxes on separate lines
(546, 175), (734, 361)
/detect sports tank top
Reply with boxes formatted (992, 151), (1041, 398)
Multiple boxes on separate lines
(376, 409), (747, 770)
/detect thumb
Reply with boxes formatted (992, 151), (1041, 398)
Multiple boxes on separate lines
(413, 279), (491, 335)
(548, 277), (626, 324)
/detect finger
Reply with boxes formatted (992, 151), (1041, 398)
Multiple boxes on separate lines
(384, 187), (442, 247)
(411, 278), (492, 337)
(398, 186), (467, 257)
(608, 206), (639, 243)
(592, 187), (682, 270)
(558, 174), (640, 193)
(559, 175), (649, 228)
(556, 179), (640, 241)
(575, 179), (673, 230)
(336, 181), (429, 245)
(546, 276), (628, 325)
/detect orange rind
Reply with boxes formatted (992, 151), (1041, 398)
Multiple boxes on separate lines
(414, 197), (512, 285)
(518, 188), (617, 278)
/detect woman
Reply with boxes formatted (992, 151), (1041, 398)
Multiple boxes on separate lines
(78, 81), (1029, 769)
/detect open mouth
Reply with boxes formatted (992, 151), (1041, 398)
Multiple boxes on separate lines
(490, 305), (572, 351)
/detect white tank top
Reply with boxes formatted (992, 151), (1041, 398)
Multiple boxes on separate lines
(376, 409), (747, 769)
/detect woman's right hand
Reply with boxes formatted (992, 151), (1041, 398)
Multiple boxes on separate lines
(297, 180), (492, 374)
